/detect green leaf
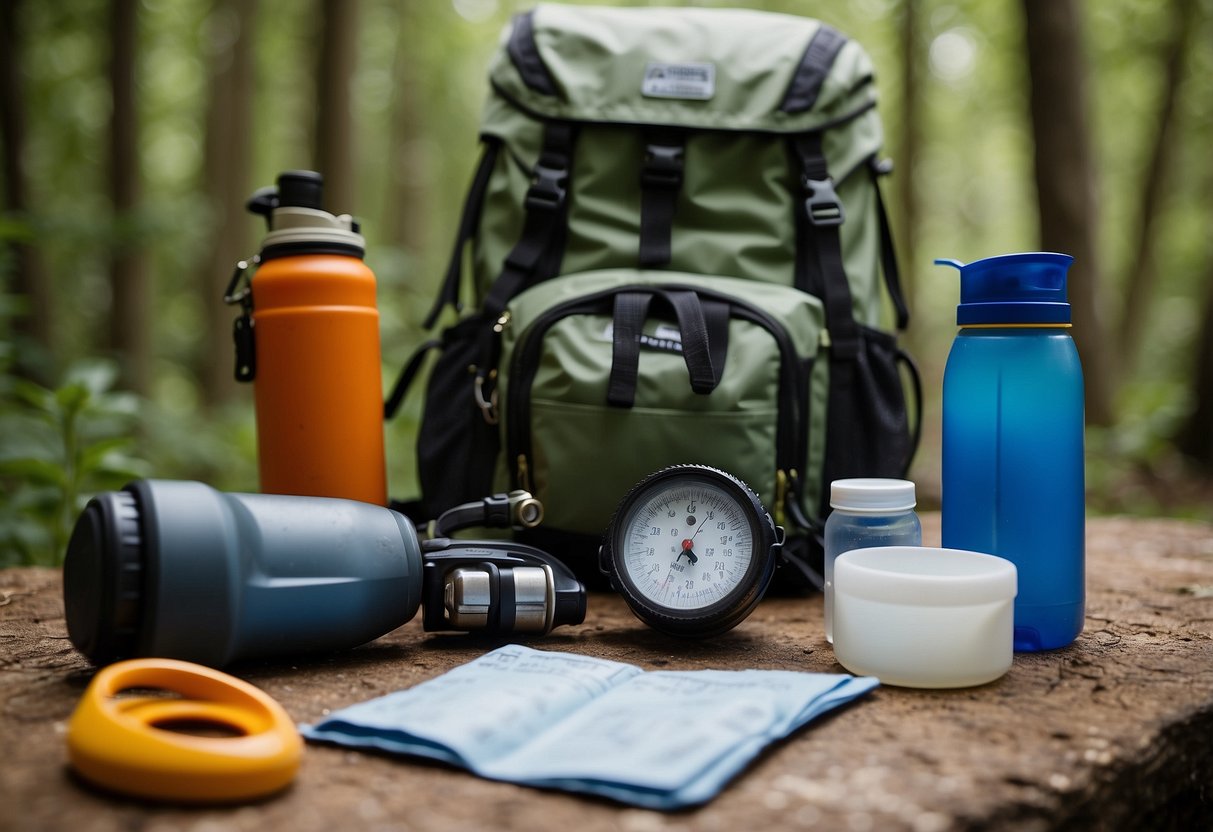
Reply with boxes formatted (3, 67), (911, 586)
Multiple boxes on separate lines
(11, 380), (56, 415)
(55, 380), (92, 413)
(0, 457), (66, 487)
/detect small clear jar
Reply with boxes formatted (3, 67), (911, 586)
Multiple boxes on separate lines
(824, 478), (921, 643)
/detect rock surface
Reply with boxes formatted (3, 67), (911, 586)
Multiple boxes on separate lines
(3, 514), (1213, 831)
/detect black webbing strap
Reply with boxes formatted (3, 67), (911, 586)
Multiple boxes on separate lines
(792, 133), (858, 360)
(662, 290), (717, 395)
(474, 122), (577, 405)
(638, 132), (685, 268)
(871, 160), (910, 331)
(605, 290), (726, 408)
(780, 24), (849, 113)
(701, 298), (730, 386)
(384, 338), (441, 420)
(506, 10), (558, 95)
(481, 121), (576, 323)
(607, 292), (653, 408)
(423, 140), (501, 329)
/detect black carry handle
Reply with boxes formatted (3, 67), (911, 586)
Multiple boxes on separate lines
(606, 289), (729, 408)
(607, 292), (653, 408)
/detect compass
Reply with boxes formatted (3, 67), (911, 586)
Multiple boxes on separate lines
(599, 465), (783, 638)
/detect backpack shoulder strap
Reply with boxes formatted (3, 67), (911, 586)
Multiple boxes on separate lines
(481, 120), (577, 321)
(791, 132), (858, 360)
(781, 23), (849, 113)
(507, 9), (558, 95)
(424, 139), (501, 329)
(870, 157), (911, 331)
(474, 120), (578, 414)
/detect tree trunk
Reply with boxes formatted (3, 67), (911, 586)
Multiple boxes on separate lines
(199, 0), (259, 406)
(314, 0), (359, 213)
(1022, 0), (1114, 426)
(1177, 260), (1213, 469)
(0, 0), (55, 382)
(1115, 0), (1198, 372)
(383, 3), (427, 256)
(108, 0), (152, 395)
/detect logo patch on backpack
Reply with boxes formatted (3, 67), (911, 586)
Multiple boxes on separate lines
(599, 322), (684, 354)
(641, 62), (715, 101)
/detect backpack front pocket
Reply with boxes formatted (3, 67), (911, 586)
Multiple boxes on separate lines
(498, 270), (825, 539)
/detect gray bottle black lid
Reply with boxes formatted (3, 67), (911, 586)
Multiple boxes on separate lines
(62, 489), (146, 665)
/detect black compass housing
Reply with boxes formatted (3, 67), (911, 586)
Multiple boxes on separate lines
(599, 464), (782, 638)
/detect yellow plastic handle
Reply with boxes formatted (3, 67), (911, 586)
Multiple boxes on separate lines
(67, 658), (303, 803)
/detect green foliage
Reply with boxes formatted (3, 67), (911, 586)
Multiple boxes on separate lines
(0, 361), (150, 566)
(1, 0), (1210, 534)
(1086, 378), (1213, 524)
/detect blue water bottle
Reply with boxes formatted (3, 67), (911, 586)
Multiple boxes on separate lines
(938, 252), (1084, 652)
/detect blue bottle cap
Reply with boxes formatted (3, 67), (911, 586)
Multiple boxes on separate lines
(935, 252), (1073, 325)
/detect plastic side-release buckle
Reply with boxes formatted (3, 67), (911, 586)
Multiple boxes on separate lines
(524, 163), (568, 211)
(641, 144), (685, 189)
(802, 176), (845, 227)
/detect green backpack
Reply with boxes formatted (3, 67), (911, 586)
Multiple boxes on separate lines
(391, 4), (919, 586)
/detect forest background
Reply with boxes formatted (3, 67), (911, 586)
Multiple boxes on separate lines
(2, 0), (1211, 566)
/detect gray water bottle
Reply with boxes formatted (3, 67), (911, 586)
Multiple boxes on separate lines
(824, 479), (922, 643)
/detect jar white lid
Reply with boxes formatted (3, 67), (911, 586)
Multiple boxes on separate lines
(835, 546), (1017, 606)
(830, 478), (916, 512)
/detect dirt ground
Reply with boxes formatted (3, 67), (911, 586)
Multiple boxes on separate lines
(4, 514), (1213, 832)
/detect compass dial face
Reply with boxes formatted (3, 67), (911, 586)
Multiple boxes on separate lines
(617, 478), (756, 611)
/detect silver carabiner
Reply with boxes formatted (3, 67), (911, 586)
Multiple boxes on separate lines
(223, 255), (260, 308)
(474, 372), (499, 425)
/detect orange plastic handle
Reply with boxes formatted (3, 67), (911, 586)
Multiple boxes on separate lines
(67, 658), (303, 803)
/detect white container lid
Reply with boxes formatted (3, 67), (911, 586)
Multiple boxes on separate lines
(837, 546), (1016, 606)
(830, 478), (916, 512)
(833, 546), (1018, 689)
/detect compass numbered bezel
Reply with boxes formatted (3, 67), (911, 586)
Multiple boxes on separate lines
(601, 465), (780, 638)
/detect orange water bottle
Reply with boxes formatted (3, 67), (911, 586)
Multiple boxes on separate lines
(226, 170), (387, 506)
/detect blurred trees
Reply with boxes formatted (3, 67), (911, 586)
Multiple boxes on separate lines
(1116, 0), (1199, 371)
(197, 0), (258, 405)
(108, 0), (152, 395)
(314, 0), (359, 212)
(1023, 0), (1113, 426)
(1, 0), (1212, 565)
(0, 0), (54, 382)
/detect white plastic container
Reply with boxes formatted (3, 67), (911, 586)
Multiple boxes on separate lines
(832, 546), (1018, 688)
(824, 479), (922, 643)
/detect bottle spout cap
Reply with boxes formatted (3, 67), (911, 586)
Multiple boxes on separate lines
(937, 252), (1073, 326)
(276, 170), (324, 210)
(246, 170), (365, 260)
